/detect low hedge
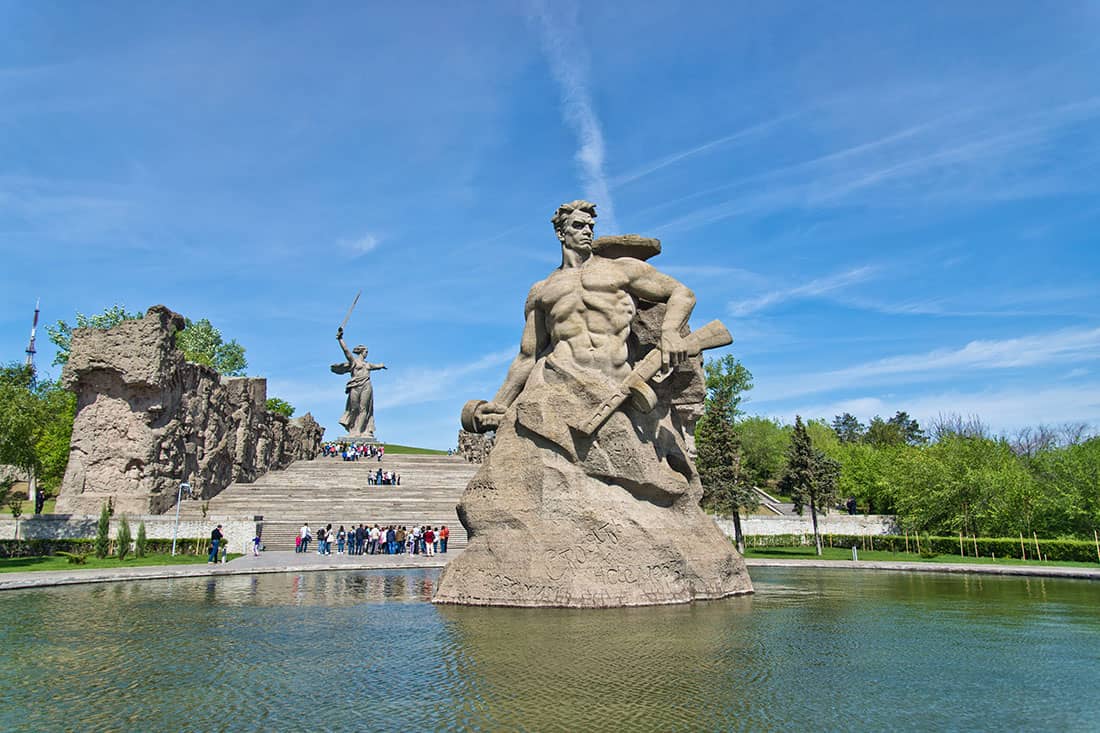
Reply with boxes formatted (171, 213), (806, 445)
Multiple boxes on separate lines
(0, 538), (208, 559)
(744, 533), (1100, 563)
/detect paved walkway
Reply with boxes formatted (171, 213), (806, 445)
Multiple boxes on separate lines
(1, 553), (1097, 591)
(0, 550), (456, 591)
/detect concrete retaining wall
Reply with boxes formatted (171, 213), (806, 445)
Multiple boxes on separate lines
(0, 515), (259, 556)
(719, 514), (899, 537)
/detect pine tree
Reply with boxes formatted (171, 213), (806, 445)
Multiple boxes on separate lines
(94, 503), (110, 559)
(778, 416), (832, 556)
(135, 521), (147, 558)
(696, 356), (757, 552)
(116, 516), (132, 560)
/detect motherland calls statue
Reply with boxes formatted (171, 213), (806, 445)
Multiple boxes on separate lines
(332, 327), (386, 439)
(433, 200), (753, 607)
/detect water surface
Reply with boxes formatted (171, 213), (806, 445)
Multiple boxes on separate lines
(1, 567), (1097, 731)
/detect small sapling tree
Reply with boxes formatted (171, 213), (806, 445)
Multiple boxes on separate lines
(135, 521), (147, 558)
(95, 503), (111, 558)
(116, 516), (132, 560)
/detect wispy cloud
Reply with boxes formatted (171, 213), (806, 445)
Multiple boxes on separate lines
(377, 348), (515, 409)
(647, 90), (1100, 235)
(611, 110), (804, 188)
(338, 233), (380, 256)
(728, 266), (878, 316)
(754, 326), (1100, 403)
(530, 0), (617, 232)
(785, 383), (1100, 434)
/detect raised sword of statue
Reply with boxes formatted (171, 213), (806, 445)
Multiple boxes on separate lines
(331, 290), (363, 376)
(338, 290), (361, 334)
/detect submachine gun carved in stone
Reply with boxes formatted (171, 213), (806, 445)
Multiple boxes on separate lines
(573, 319), (732, 436)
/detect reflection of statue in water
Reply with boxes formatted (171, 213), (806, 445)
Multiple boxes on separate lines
(331, 327), (386, 438)
(434, 199), (753, 608)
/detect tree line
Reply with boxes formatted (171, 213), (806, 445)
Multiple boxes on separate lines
(695, 358), (1099, 545)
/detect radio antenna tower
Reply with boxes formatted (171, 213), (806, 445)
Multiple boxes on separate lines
(25, 298), (40, 387)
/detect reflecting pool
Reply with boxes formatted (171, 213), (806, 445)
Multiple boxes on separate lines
(2, 567), (1098, 731)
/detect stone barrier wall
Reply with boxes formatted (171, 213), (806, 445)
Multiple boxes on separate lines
(720, 514), (900, 537)
(0, 515), (259, 556)
(54, 306), (324, 516)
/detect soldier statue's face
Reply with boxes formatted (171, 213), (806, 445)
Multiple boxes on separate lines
(558, 211), (595, 254)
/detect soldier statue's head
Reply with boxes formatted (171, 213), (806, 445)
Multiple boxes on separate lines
(552, 200), (597, 256)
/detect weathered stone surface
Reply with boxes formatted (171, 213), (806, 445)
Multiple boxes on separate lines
(434, 200), (752, 607)
(55, 306), (324, 516)
(457, 430), (494, 463)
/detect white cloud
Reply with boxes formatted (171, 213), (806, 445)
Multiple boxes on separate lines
(530, 0), (617, 232)
(728, 266), (878, 316)
(377, 348), (515, 409)
(338, 234), (380, 256)
(754, 326), (1100, 403)
(780, 383), (1100, 435)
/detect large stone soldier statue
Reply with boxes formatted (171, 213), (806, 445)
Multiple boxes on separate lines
(433, 200), (753, 608)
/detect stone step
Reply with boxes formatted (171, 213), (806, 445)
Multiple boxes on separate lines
(173, 453), (477, 550)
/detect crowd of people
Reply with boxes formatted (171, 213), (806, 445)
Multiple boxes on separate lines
(295, 522), (449, 556)
(322, 442), (386, 461)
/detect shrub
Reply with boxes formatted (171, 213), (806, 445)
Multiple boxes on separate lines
(743, 533), (1100, 563)
(94, 504), (110, 559)
(116, 516), (132, 560)
(135, 522), (147, 558)
(55, 551), (86, 565)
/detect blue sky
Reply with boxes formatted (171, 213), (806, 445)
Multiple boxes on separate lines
(2, 1), (1098, 449)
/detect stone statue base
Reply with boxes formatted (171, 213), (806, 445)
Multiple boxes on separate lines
(434, 394), (753, 608)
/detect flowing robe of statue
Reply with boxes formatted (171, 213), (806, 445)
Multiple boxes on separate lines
(433, 202), (753, 608)
(331, 332), (385, 439)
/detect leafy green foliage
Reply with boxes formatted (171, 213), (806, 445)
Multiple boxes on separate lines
(116, 516), (132, 560)
(176, 318), (247, 375)
(95, 504), (110, 559)
(265, 397), (295, 418)
(735, 416), (790, 488)
(46, 305), (143, 366)
(832, 413), (865, 443)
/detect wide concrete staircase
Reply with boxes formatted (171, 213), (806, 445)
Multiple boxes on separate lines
(175, 454), (479, 551)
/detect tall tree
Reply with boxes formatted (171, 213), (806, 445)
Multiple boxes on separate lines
(46, 305), (143, 366)
(735, 416), (790, 488)
(176, 318), (248, 376)
(888, 411), (927, 446)
(778, 416), (836, 556)
(265, 397), (295, 418)
(696, 356), (757, 551)
(832, 413), (865, 444)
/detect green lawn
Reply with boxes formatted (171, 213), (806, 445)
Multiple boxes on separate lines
(742, 545), (1100, 568)
(0, 553), (242, 573)
(379, 443), (449, 455)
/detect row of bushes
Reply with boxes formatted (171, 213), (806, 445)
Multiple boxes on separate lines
(744, 533), (1100, 562)
(0, 538), (208, 559)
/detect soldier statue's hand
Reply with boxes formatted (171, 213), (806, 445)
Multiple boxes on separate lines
(336, 327), (344, 340)
(660, 331), (688, 371)
(474, 401), (507, 431)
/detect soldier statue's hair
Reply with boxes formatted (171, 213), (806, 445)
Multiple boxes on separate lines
(551, 200), (597, 232)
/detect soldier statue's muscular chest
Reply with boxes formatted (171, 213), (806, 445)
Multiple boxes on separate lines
(538, 258), (636, 330)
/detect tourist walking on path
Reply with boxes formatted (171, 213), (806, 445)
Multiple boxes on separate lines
(207, 524), (223, 564)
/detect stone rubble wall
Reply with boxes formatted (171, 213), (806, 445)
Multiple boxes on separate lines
(457, 430), (495, 463)
(54, 305), (324, 516)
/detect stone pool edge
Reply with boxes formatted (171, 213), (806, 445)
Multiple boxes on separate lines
(1, 554), (1097, 591)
